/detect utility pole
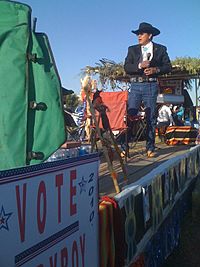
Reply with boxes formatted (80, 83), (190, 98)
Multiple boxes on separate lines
(195, 77), (200, 120)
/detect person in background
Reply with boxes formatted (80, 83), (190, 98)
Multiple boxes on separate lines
(157, 103), (174, 141)
(176, 104), (185, 121)
(157, 103), (174, 128)
(172, 104), (185, 126)
(124, 22), (172, 157)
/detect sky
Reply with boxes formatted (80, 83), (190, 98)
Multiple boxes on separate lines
(21, 0), (200, 97)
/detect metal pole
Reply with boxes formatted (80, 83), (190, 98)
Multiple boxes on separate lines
(195, 78), (199, 120)
(33, 17), (37, 32)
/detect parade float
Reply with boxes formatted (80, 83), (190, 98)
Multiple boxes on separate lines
(1, 1), (200, 267)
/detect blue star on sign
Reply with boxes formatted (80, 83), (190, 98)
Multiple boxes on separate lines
(78, 176), (87, 194)
(0, 206), (12, 231)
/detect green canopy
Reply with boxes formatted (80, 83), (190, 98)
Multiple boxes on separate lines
(0, 0), (65, 170)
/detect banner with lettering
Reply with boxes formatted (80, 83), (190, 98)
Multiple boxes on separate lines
(0, 154), (99, 267)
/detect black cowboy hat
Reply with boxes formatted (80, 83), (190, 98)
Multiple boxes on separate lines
(132, 22), (160, 36)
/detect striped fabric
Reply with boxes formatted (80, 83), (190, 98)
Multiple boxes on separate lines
(99, 199), (115, 267)
(99, 196), (126, 267)
(165, 126), (198, 145)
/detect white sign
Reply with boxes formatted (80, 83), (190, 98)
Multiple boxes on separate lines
(0, 155), (99, 267)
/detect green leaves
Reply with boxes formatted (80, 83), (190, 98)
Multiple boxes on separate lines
(172, 57), (200, 75)
(81, 57), (200, 91)
(82, 59), (126, 90)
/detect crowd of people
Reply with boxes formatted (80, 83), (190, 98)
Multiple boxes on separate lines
(156, 103), (185, 128)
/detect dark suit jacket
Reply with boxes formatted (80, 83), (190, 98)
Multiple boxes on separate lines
(124, 42), (172, 77)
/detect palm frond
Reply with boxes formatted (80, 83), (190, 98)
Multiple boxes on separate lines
(81, 57), (200, 91)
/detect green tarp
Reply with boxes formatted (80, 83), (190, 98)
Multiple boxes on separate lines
(0, 0), (65, 170)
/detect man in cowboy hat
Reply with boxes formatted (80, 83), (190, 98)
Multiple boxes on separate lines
(124, 22), (172, 157)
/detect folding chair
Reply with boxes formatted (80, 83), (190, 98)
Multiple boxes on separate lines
(127, 113), (146, 150)
(99, 91), (128, 131)
(90, 91), (129, 159)
(92, 91), (147, 158)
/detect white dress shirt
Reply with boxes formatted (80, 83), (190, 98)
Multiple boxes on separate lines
(138, 41), (153, 69)
(141, 41), (153, 61)
(157, 105), (174, 125)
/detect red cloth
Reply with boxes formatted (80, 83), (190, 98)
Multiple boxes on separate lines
(99, 196), (126, 267)
(98, 91), (128, 131)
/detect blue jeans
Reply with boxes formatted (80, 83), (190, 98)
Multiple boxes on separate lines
(128, 82), (158, 152)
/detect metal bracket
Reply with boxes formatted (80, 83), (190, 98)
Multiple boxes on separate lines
(29, 101), (47, 111)
(27, 151), (44, 161)
(27, 53), (37, 63)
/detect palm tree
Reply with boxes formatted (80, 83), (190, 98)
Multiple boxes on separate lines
(64, 93), (80, 112)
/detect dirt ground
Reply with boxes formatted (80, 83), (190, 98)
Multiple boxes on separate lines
(163, 181), (200, 267)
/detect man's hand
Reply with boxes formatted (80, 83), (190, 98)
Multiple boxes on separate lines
(140, 60), (150, 69)
(144, 67), (157, 76)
